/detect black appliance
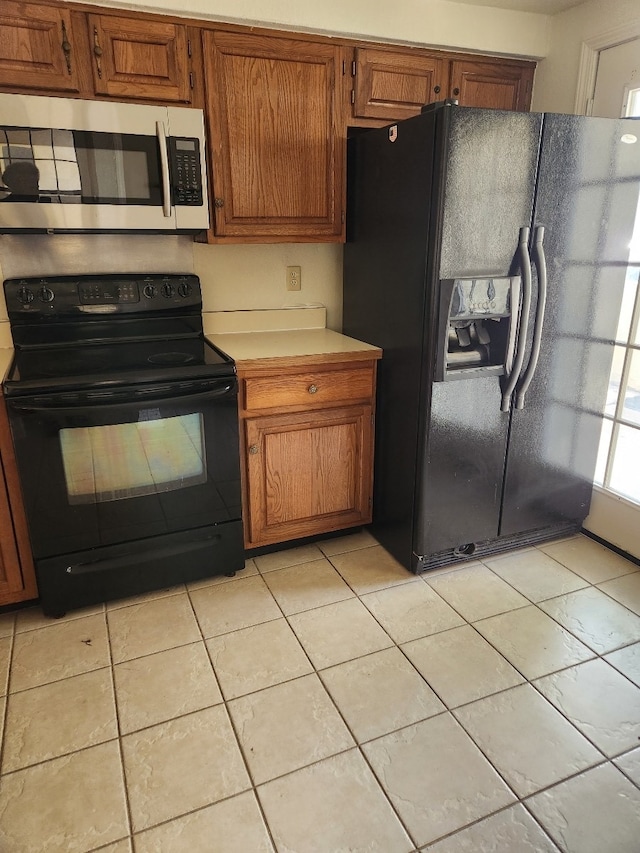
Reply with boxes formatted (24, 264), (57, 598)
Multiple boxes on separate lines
(3, 273), (244, 615)
(343, 102), (640, 572)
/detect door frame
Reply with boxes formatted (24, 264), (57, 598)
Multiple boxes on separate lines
(574, 23), (640, 559)
(574, 22), (640, 116)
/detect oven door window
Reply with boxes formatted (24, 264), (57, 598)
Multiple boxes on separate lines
(60, 413), (206, 505)
(0, 126), (162, 205)
(7, 391), (241, 559)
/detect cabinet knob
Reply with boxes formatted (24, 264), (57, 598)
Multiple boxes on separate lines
(214, 198), (225, 208)
(452, 87), (460, 97)
(434, 85), (441, 94)
(248, 444), (259, 455)
(308, 384), (318, 394)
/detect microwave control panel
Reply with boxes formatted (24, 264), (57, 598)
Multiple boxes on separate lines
(168, 137), (204, 206)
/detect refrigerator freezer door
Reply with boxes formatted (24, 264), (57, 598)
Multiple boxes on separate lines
(500, 114), (639, 535)
(414, 108), (543, 560)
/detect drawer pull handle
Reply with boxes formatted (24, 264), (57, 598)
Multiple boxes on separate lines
(248, 444), (259, 455)
(308, 384), (318, 394)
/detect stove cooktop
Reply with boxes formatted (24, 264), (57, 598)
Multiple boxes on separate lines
(2, 273), (236, 396)
(4, 337), (235, 396)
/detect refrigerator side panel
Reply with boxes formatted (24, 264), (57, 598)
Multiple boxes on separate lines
(501, 114), (639, 535)
(343, 113), (438, 567)
(415, 108), (543, 561)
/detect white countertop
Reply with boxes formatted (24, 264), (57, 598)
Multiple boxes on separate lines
(208, 328), (381, 369)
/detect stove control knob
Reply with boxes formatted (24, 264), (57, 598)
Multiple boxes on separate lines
(161, 283), (175, 298)
(17, 286), (35, 305)
(177, 281), (192, 298)
(143, 284), (157, 299)
(39, 286), (55, 303)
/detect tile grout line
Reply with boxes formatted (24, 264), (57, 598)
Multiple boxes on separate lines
(184, 574), (281, 853)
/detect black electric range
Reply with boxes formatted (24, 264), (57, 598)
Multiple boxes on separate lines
(3, 273), (245, 616)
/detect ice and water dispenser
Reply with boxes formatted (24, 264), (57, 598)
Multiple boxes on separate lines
(435, 276), (521, 381)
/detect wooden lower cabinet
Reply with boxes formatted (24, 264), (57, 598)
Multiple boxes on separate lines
(0, 394), (37, 607)
(238, 357), (379, 549)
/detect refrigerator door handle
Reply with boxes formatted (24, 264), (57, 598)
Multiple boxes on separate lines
(515, 225), (547, 410)
(500, 226), (532, 413)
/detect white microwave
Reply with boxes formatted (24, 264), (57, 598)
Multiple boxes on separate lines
(0, 93), (209, 233)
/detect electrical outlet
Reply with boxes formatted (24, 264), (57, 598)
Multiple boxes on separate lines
(286, 265), (301, 291)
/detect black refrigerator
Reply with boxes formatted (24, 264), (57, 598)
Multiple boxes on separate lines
(343, 102), (640, 572)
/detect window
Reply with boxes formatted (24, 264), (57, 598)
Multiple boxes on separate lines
(594, 90), (640, 504)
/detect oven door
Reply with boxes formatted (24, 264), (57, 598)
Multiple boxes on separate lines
(6, 377), (243, 611)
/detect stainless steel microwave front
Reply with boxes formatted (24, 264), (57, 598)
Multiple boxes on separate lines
(0, 93), (209, 233)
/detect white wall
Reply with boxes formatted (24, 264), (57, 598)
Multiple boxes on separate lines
(70, 0), (549, 58)
(532, 0), (640, 113)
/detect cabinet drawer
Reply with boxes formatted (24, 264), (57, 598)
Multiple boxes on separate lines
(243, 366), (374, 412)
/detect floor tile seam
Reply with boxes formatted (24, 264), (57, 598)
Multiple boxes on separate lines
(612, 753), (640, 792)
(525, 596), (640, 658)
(475, 557), (592, 606)
(470, 598), (599, 659)
(0, 732), (125, 779)
(110, 789), (276, 851)
(322, 549), (417, 597)
(104, 614), (135, 844)
(417, 798), (563, 853)
(593, 580), (640, 618)
(109, 636), (214, 671)
(5, 661), (116, 698)
(86, 835), (133, 853)
(264, 588), (358, 619)
(465, 617), (605, 688)
(449, 702), (606, 802)
(105, 586), (187, 613)
(525, 677), (624, 763)
(253, 542), (368, 574)
(421, 569), (535, 623)
(12, 607), (107, 636)
(350, 740), (426, 850)
(185, 570), (290, 643)
(0, 628), (15, 772)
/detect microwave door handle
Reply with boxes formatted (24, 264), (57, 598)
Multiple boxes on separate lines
(156, 121), (172, 218)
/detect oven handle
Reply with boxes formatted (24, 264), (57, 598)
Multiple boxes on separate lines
(7, 379), (237, 414)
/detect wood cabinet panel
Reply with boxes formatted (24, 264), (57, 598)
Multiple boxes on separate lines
(88, 15), (190, 102)
(242, 366), (374, 412)
(0, 1), (81, 93)
(238, 356), (379, 549)
(350, 47), (535, 125)
(0, 393), (37, 607)
(450, 59), (534, 111)
(244, 405), (372, 546)
(203, 30), (346, 240)
(353, 47), (445, 121)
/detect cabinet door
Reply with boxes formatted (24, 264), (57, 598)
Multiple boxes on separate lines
(450, 59), (534, 111)
(244, 405), (373, 547)
(0, 395), (37, 606)
(353, 47), (445, 121)
(88, 14), (190, 102)
(203, 30), (345, 240)
(0, 1), (80, 93)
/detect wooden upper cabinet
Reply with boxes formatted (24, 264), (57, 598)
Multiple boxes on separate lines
(203, 30), (346, 241)
(450, 59), (534, 111)
(87, 14), (190, 102)
(353, 47), (445, 121)
(0, 1), (81, 93)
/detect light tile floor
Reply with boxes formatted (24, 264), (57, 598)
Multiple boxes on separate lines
(0, 531), (639, 852)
